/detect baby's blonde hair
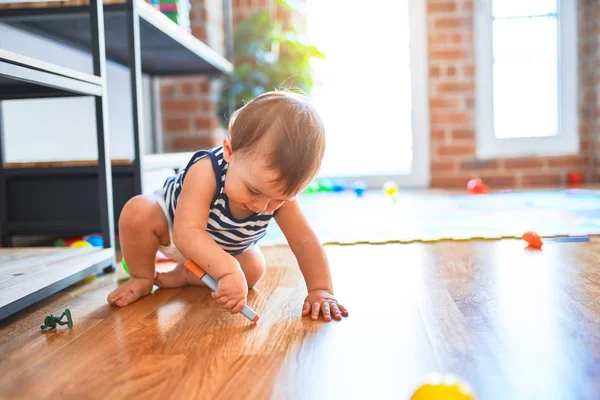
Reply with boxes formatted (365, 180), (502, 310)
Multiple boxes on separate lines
(227, 90), (325, 195)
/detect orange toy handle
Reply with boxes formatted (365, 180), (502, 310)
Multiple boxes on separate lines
(184, 260), (207, 279)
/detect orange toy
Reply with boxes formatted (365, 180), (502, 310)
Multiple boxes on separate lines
(411, 373), (475, 400)
(466, 178), (489, 194)
(522, 231), (543, 249)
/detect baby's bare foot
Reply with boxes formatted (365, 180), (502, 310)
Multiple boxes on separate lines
(107, 277), (154, 307)
(155, 263), (205, 288)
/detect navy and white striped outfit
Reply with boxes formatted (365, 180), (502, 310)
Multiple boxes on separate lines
(161, 146), (276, 255)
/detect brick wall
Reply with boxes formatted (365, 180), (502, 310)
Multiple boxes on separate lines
(159, 0), (226, 152)
(428, 0), (599, 189)
(160, 0), (599, 187)
(160, 0), (292, 152)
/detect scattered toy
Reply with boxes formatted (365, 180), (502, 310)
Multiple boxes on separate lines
(304, 180), (320, 194)
(331, 179), (346, 192)
(411, 373), (475, 400)
(41, 309), (73, 331)
(352, 180), (367, 197)
(522, 231), (543, 249)
(318, 179), (333, 192)
(467, 178), (489, 194)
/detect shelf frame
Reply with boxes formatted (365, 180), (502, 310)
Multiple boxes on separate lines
(0, 0), (115, 258)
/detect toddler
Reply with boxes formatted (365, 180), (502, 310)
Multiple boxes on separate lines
(107, 90), (348, 322)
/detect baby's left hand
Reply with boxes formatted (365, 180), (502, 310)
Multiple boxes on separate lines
(302, 290), (349, 322)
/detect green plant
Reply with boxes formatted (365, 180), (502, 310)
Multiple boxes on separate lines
(218, 6), (325, 127)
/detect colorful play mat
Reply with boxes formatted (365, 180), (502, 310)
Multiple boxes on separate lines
(260, 189), (600, 246)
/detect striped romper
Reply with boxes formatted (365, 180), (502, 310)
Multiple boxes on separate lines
(153, 146), (277, 262)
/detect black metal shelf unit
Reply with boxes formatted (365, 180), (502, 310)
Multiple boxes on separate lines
(0, 0), (233, 242)
(0, 0), (116, 320)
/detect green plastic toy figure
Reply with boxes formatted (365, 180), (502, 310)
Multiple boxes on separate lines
(40, 309), (73, 331)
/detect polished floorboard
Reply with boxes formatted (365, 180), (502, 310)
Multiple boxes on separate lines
(0, 240), (599, 399)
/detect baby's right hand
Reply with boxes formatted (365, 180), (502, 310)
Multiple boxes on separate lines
(212, 269), (248, 314)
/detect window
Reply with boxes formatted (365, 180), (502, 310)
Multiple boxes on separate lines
(305, 0), (430, 186)
(474, 0), (578, 158)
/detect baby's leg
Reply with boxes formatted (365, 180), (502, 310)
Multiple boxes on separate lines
(107, 195), (170, 307)
(234, 246), (266, 289)
(155, 246), (266, 289)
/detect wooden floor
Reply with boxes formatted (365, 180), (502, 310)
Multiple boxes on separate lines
(0, 240), (599, 399)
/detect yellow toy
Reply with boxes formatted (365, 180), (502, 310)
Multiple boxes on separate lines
(411, 373), (475, 400)
(70, 240), (92, 248)
(383, 180), (399, 203)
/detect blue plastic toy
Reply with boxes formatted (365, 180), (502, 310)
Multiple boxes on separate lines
(352, 180), (367, 197)
(84, 235), (104, 247)
(331, 179), (346, 192)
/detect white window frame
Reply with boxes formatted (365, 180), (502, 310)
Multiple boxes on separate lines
(474, 0), (578, 159)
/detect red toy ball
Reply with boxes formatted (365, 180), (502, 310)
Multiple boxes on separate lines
(567, 172), (584, 187)
(467, 178), (489, 194)
(522, 231), (543, 249)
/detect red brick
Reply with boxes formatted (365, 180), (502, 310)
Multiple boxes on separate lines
(163, 100), (201, 113)
(430, 97), (460, 109)
(434, 17), (470, 30)
(463, 65), (475, 77)
(447, 65), (457, 76)
(430, 66), (442, 78)
(201, 100), (216, 113)
(181, 83), (196, 96)
(580, 139), (590, 152)
(190, 7), (203, 22)
(478, 174), (516, 187)
(460, 159), (501, 170)
(428, 2), (456, 13)
(431, 129), (446, 141)
(160, 84), (176, 98)
(437, 143), (475, 156)
(546, 156), (583, 168)
(430, 175), (471, 188)
(195, 117), (213, 130)
(430, 49), (470, 61)
(436, 82), (475, 93)
(464, 97), (475, 108)
(451, 129), (475, 140)
(169, 136), (218, 151)
(192, 27), (207, 42)
(431, 112), (471, 125)
(521, 173), (561, 187)
(463, 0), (473, 12)
(429, 34), (450, 46)
(199, 79), (210, 92)
(432, 160), (457, 172)
(504, 158), (544, 169)
(164, 118), (191, 132)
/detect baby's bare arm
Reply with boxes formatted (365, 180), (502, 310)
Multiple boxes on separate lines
(275, 200), (333, 293)
(173, 158), (243, 280)
(275, 200), (348, 321)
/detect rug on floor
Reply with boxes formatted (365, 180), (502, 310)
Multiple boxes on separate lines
(260, 189), (600, 245)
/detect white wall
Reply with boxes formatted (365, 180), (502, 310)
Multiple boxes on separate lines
(0, 23), (154, 162)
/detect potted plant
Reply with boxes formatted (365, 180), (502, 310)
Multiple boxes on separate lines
(218, 4), (325, 127)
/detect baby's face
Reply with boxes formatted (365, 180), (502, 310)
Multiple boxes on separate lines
(225, 154), (298, 214)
